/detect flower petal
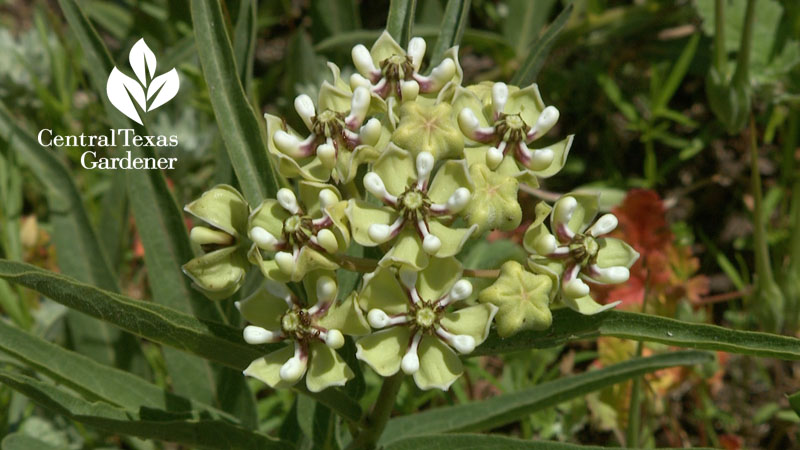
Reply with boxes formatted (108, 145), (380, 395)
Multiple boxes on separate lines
(318, 80), (352, 113)
(413, 336), (463, 391)
(504, 83), (545, 126)
(596, 238), (640, 269)
(428, 221), (476, 258)
(417, 256), (463, 301)
(522, 202), (554, 254)
(561, 294), (619, 315)
(381, 228), (429, 270)
(441, 303), (498, 344)
(525, 135), (573, 179)
(358, 267), (409, 315)
(370, 30), (406, 66)
(185, 185), (248, 236)
(373, 144), (417, 197)
(305, 341), (353, 392)
(428, 159), (473, 205)
(243, 345), (297, 389)
(318, 293), (371, 336)
(182, 246), (247, 300)
(236, 287), (288, 329)
(249, 199), (290, 238)
(551, 193), (599, 237)
(355, 327), (411, 377)
(346, 200), (397, 247)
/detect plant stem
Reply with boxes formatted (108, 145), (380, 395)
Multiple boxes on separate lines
(348, 373), (404, 450)
(463, 268), (501, 278)
(713, 0), (726, 74)
(625, 264), (649, 448)
(732, 0), (755, 85)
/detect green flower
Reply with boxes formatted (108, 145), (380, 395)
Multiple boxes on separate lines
(523, 195), (640, 315)
(355, 258), (497, 390)
(248, 182), (349, 282)
(240, 272), (370, 392)
(453, 82), (572, 186)
(464, 163), (522, 234)
(265, 69), (384, 183)
(347, 144), (476, 270)
(349, 31), (462, 125)
(478, 261), (552, 337)
(391, 101), (464, 161)
(183, 185), (250, 300)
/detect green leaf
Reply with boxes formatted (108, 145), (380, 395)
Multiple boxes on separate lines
(191, 0), (279, 205)
(58, 0), (257, 423)
(314, 27), (512, 56)
(0, 370), (291, 450)
(0, 260), (269, 370)
(385, 433), (714, 449)
(790, 391), (800, 418)
(311, 0), (360, 37)
(1, 433), (69, 450)
(386, 0), (417, 47)
(473, 309), (800, 360)
(510, 2), (573, 86)
(294, 383), (364, 424)
(0, 319), (235, 421)
(232, 0), (257, 93)
(97, 173), (129, 272)
(382, 351), (711, 442)
(652, 33), (700, 113)
(502, 0), (556, 56)
(429, 0), (471, 66)
(0, 100), (144, 371)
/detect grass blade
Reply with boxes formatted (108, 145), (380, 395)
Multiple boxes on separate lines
(473, 308), (800, 360)
(191, 0), (279, 205)
(510, 2), (573, 86)
(386, 0), (417, 47)
(653, 33), (700, 112)
(0, 370), (291, 450)
(382, 351), (712, 442)
(430, 0), (471, 66)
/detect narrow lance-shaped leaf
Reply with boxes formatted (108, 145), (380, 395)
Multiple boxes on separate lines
(381, 351), (713, 443)
(384, 434), (714, 450)
(191, 0), (280, 205)
(59, 0), (256, 424)
(429, 0), (471, 66)
(510, 2), (573, 86)
(0, 260), (268, 370)
(0, 370), (292, 450)
(0, 100), (144, 372)
(473, 308), (800, 360)
(386, 0), (417, 47)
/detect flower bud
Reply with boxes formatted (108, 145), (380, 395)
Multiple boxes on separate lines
(447, 187), (471, 213)
(325, 329), (345, 349)
(407, 37), (426, 70)
(294, 94), (315, 130)
(250, 226), (278, 251)
(190, 226), (233, 246)
(352, 44), (377, 76)
(243, 325), (282, 344)
(277, 188), (300, 214)
(422, 234), (442, 254)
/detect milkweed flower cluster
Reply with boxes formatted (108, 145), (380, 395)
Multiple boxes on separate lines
(182, 31), (639, 392)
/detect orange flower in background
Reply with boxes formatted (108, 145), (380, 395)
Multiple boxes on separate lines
(595, 189), (708, 310)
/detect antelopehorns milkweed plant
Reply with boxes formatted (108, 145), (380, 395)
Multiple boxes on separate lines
(182, 29), (639, 434)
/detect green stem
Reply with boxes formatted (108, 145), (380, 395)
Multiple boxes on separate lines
(463, 268), (501, 278)
(625, 265), (650, 447)
(732, 0), (756, 85)
(348, 373), (404, 450)
(713, 0), (726, 74)
(750, 119), (776, 284)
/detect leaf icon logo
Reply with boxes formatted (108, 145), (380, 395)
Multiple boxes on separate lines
(106, 38), (180, 125)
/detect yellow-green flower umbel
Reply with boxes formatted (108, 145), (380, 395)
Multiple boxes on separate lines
(265, 81), (382, 183)
(347, 144), (476, 270)
(248, 182), (349, 282)
(355, 258), (497, 390)
(240, 272), (369, 392)
(453, 81), (572, 186)
(524, 195), (640, 315)
(183, 185), (250, 300)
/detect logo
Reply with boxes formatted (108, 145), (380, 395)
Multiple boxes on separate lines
(106, 38), (179, 125)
